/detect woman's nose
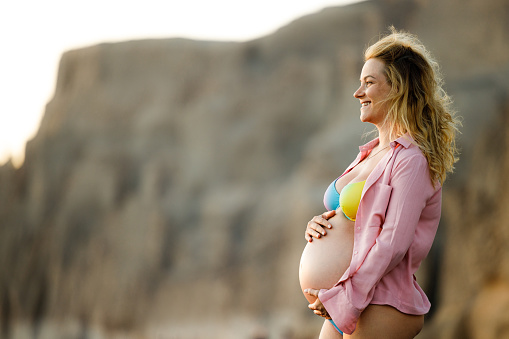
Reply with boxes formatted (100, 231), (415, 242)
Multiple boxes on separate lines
(353, 85), (364, 99)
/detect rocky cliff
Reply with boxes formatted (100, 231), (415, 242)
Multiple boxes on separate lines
(1, 0), (509, 338)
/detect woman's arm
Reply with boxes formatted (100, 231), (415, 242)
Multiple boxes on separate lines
(318, 154), (440, 334)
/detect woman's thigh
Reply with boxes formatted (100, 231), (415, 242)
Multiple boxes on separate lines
(344, 305), (424, 339)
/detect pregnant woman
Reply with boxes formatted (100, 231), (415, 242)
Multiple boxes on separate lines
(298, 28), (460, 338)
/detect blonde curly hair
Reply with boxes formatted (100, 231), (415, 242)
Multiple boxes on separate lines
(365, 27), (461, 185)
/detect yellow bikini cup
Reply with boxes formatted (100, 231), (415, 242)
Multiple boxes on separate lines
(339, 180), (366, 221)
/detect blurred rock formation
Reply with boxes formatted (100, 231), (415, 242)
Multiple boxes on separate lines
(1, 0), (509, 338)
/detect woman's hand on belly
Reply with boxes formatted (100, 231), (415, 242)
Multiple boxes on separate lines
(305, 210), (336, 242)
(304, 288), (332, 319)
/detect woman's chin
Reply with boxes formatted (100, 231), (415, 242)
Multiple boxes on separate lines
(360, 111), (372, 123)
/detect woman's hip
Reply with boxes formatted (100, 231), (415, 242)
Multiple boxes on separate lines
(345, 304), (424, 339)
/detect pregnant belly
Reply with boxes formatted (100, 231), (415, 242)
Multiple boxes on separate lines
(299, 213), (355, 304)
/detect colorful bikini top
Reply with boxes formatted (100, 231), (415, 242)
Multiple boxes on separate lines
(323, 178), (366, 221)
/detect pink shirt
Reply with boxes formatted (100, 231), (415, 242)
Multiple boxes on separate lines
(318, 134), (442, 335)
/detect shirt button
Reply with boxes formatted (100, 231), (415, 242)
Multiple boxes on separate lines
(353, 251), (358, 256)
(356, 226), (361, 230)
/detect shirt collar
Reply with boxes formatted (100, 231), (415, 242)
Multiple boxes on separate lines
(359, 133), (414, 152)
(359, 137), (380, 153)
(392, 133), (414, 149)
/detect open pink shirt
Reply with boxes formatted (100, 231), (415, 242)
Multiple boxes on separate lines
(318, 134), (442, 335)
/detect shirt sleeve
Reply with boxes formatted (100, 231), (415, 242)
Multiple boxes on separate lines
(318, 153), (436, 334)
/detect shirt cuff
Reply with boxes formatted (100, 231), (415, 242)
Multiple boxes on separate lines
(319, 286), (361, 335)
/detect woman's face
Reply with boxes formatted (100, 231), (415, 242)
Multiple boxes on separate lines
(353, 58), (392, 126)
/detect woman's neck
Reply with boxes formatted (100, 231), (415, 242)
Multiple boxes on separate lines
(377, 129), (391, 148)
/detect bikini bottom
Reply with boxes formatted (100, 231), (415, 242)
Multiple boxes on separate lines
(329, 319), (344, 335)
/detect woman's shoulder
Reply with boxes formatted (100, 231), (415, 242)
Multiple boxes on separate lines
(392, 138), (441, 190)
(398, 142), (424, 158)
(393, 135), (426, 161)
(391, 139), (430, 174)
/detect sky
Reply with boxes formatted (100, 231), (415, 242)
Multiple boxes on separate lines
(0, 0), (361, 167)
